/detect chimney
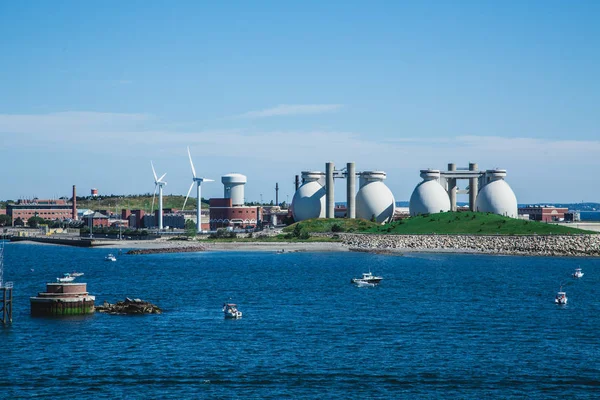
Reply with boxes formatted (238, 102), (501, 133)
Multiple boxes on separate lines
(275, 182), (279, 206)
(72, 185), (78, 220)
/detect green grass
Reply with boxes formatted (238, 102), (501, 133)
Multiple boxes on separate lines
(366, 212), (595, 235)
(283, 218), (379, 233)
(77, 195), (208, 212)
(283, 213), (595, 235)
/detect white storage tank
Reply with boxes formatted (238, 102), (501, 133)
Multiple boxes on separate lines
(409, 169), (451, 216)
(291, 171), (326, 222)
(475, 169), (518, 218)
(222, 173), (247, 206)
(356, 171), (395, 223)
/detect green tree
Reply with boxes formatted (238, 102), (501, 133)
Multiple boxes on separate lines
(185, 220), (197, 237)
(28, 216), (46, 228)
(0, 214), (11, 227)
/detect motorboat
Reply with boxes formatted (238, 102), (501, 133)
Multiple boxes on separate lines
(223, 303), (242, 319)
(572, 268), (584, 278)
(351, 271), (383, 285)
(555, 291), (568, 305)
(355, 280), (376, 287)
(71, 272), (84, 277)
(57, 273), (75, 283)
(105, 254), (117, 262)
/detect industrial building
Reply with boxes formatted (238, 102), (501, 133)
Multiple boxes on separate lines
(209, 173), (262, 230)
(409, 163), (518, 218)
(518, 206), (576, 222)
(291, 162), (395, 224)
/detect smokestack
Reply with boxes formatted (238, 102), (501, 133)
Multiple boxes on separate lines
(275, 182), (279, 206)
(72, 185), (77, 220)
(346, 162), (356, 219)
(294, 175), (300, 191)
(326, 162), (334, 218)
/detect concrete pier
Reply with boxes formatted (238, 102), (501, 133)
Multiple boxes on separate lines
(326, 162), (335, 218)
(30, 282), (95, 316)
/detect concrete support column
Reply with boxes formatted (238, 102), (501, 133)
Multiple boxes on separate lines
(326, 162), (335, 218)
(294, 175), (300, 191)
(447, 163), (456, 211)
(346, 162), (356, 219)
(469, 162), (478, 211)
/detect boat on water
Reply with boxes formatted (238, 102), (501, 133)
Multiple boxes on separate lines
(105, 254), (117, 262)
(351, 271), (383, 285)
(573, 268), (584, 278)
(56, 273), (75, 283)
(223, 303), (242, 319)
(555, 290), (568, 305)
(355, 280), (376, 287)
(71, 272), (84, 277)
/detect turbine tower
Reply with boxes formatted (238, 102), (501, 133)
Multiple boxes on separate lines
(151, 161), (167, 231)
(183, 147), (214, 234)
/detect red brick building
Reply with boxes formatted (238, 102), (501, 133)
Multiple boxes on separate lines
(209, 198), (262, 230)
(7, 199), (74, 225)
(518, 206), (569, 222)
(82, 212), (109, 227)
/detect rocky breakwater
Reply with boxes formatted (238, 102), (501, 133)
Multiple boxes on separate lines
(127, 245), (205, 255)
(337, 233), (600, 257)
(96, 298), (162, 315)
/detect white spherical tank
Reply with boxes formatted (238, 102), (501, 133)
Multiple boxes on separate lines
(356, 171), (395, 223)
(222, 173), (247, 206)
(409, 170), (451, 216)
(475, 169), (518, 218)
(292, 172), (326, 222)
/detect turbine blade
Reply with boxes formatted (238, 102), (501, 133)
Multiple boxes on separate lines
(183, 181), (195, 211)
(187, 146), (197, 178)
(158, 173), (167, 182)
(151, 161), (158, 181)
(203, 178), (214, 182)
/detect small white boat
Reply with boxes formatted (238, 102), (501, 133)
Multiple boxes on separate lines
(355, 280), (376, 287)
(555, 291), (568, 305)
(223, 303), (242, 319)
(57, 273), (75, 283)
(71, 272), (84, 277)
(105, 254), (117, 262)
(572, 268), (584, 278)
(351, 271), (383, 285)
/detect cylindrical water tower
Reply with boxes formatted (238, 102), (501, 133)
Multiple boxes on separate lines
(291, 171), (326, 222)
(356, 171), (395, 224)
(409, 169), (451, 216)
(222, 173), (247, 206)
(475, 169), (517, 218)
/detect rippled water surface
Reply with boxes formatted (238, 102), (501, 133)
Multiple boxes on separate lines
(2, 242), (600, 399)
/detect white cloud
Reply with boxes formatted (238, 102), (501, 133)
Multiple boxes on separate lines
(234, 104), (343, 118)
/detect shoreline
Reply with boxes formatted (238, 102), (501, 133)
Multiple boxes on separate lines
(9, 234), (600, 257)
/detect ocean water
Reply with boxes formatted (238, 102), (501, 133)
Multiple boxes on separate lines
(580, 211), (600, 221)
(2, 243), (600, 399)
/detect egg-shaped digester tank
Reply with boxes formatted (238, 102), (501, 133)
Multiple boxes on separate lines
(475, 169), (517, 218)
(291, 171), (326, 222)
(409, 170), (451, 216)
(355, 171), (395, 224)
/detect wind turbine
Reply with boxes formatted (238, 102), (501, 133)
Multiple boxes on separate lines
(183, 147), (214, 234)
(151, 161), (167, 231)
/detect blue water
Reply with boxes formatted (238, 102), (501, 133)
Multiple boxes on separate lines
(580, 211), (600, 221)
(2, 243), (600, 399)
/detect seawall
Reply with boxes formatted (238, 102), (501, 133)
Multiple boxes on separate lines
(333, 233), (600, 257)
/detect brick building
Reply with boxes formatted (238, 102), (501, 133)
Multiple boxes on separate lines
(7, 199), (74, 225)
(209, 198), (262, 230)
(518, 206), (569, 222)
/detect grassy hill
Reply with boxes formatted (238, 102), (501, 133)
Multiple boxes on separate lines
(76, 195), (208, 212)
(286, 212), (596, 235)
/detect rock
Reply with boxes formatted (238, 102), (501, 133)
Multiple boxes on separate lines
(96, 298), (162, 315)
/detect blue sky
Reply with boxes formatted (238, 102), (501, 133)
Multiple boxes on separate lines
(1, 1), (599, 204)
